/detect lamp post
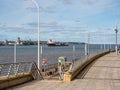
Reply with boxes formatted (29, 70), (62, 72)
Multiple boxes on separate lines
(14, 41), (17, 73)
(87, 32), (90, 55)
(85, 43), (87, 56)
(14, 42), (16, 63)
(115, 25), (118, 55)
(104, 32), (106, 50)
(73, 45), (75, 60)
(31, 0), (40, 69)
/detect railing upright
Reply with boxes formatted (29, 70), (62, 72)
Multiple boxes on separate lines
(7, 64), (12, 78)
(0, 62), (44, 80)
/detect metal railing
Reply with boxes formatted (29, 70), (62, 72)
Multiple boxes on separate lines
(68, 49), (110, 72)
(41, 62), (72, 80)
(0, 62), (43, 80)
(0, 50), (110, 82)
(39, 50), (110, 80)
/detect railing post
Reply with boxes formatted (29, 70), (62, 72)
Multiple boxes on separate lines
(22, 63), (25, 75)
(28, 63), (33, 73)
(68, 63), (73, 72)
(0, 65), (2, 74)
(15, 64), (20, 76)
(7, 65), (12, 78)
(14, 63), (17, 74)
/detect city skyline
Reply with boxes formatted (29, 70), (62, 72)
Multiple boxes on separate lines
(0, 0), (120, 44)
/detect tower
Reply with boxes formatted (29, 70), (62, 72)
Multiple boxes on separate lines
(17, 37), (21, 44)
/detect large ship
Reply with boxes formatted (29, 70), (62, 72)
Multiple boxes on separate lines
(47, 39), (69, 46)
(47, 39), (56, 46)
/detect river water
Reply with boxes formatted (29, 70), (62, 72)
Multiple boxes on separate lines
(0, 44), (115, 65)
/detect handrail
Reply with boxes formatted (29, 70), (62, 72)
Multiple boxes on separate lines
(63, 50), (110, 82)
(0, 62), (43, 80)
(71, 50), (110, 71)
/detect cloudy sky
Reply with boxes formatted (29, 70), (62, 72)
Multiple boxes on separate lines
(0, 0), (120, 43)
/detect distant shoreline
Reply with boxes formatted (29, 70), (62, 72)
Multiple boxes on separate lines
(0, 40), (85, 46)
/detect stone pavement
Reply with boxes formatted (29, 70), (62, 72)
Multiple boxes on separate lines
(8, 52), (120, 90)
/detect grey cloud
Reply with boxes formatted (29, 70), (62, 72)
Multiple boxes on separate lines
(106, 6), (120, 13)
(42, 29), (64, 33)
(26, 7), (37, 12)
(0, 34), (8, 40)
(26, 22), (37, 27)
(81, 0), (101, 6)
(26, 22), (64, 29)
(0, 23), (7, 27)
(0, 26), (23, 32)
(105, 28), (112, 31)
(26, 6), (56, 13)
(57, 0), (73, 5)
(86, 0), (98, 5)
(0, 24), (36, 35)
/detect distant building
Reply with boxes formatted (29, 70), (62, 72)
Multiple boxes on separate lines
(8, 41), (15, 45)
(4, 40), (9, 45)
(0, 41), (4, 45)
(16, 37), (23, 45)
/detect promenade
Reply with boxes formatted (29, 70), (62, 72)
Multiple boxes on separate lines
(9, 52), (120, 90)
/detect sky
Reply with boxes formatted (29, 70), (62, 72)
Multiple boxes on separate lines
(0, 0), (120, 44)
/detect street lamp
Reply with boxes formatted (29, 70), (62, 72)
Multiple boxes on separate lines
(84, 32), (90, 56)
(31, 0), (40, 69)
(104, 32), (106, 50)
(115, 25), (118, 55)
(87, 32), (90, 55)
(14, 42), (17, 63)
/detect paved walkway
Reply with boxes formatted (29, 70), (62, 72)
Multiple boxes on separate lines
(8, 52), (120, 90)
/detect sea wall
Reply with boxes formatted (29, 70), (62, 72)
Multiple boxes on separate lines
(63, 50), (110, 82)
(0, 73), (33, 89)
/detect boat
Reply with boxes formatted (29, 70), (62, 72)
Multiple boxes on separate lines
(47, 39), (56, 46)
(47, 39), (69, 46)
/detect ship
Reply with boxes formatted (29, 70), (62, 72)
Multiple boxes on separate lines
(47, 39), (56, 46)
(47, 39), (69, 46)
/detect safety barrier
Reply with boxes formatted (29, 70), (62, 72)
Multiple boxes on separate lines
(0, 62), (43, 89)
(41, 62), (72, 80)
(64, 50), (110, 82)
(41, 63), (58, 77)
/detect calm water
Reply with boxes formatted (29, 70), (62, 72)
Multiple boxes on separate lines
(0, 44), (115, 65)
